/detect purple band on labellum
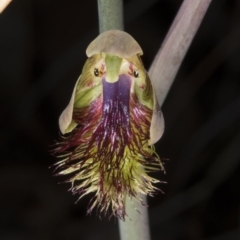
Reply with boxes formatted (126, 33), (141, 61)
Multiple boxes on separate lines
(86, 75), (132, 165)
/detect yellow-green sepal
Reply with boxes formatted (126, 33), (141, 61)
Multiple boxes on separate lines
(149, 91), (164, 145)
(59, 76), (81, 134)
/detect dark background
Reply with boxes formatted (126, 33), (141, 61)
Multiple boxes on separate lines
(1, 0), (240, 239)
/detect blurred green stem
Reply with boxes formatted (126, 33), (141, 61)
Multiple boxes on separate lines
(118, 195), (151, 240)
(97, 0), (123, 32)
(97, 1), (150, 240)
(149, 0), (213, 105)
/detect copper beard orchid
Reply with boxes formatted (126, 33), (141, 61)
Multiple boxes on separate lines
(53, 30), (164, 219)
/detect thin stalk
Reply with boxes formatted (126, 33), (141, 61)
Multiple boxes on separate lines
(97, 1), (150, 240)
(149, 0), (213, 106)
(118, 195), (151, 240)
(97, 0), (123, 32)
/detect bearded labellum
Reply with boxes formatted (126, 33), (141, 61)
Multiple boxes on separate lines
(53, 30), (165, 220)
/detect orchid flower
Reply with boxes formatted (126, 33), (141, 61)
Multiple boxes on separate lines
(53, 30), (164, 220)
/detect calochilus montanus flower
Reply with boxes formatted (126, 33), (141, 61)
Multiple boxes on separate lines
(52, 30), (165, 220)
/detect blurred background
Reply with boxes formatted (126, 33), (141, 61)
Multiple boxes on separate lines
(0, 0), (240, 239)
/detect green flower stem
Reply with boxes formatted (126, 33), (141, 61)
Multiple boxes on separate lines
(118, 195), (150, 240)
(97, 1), (150, 240)
(97, 0), (123, 32)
